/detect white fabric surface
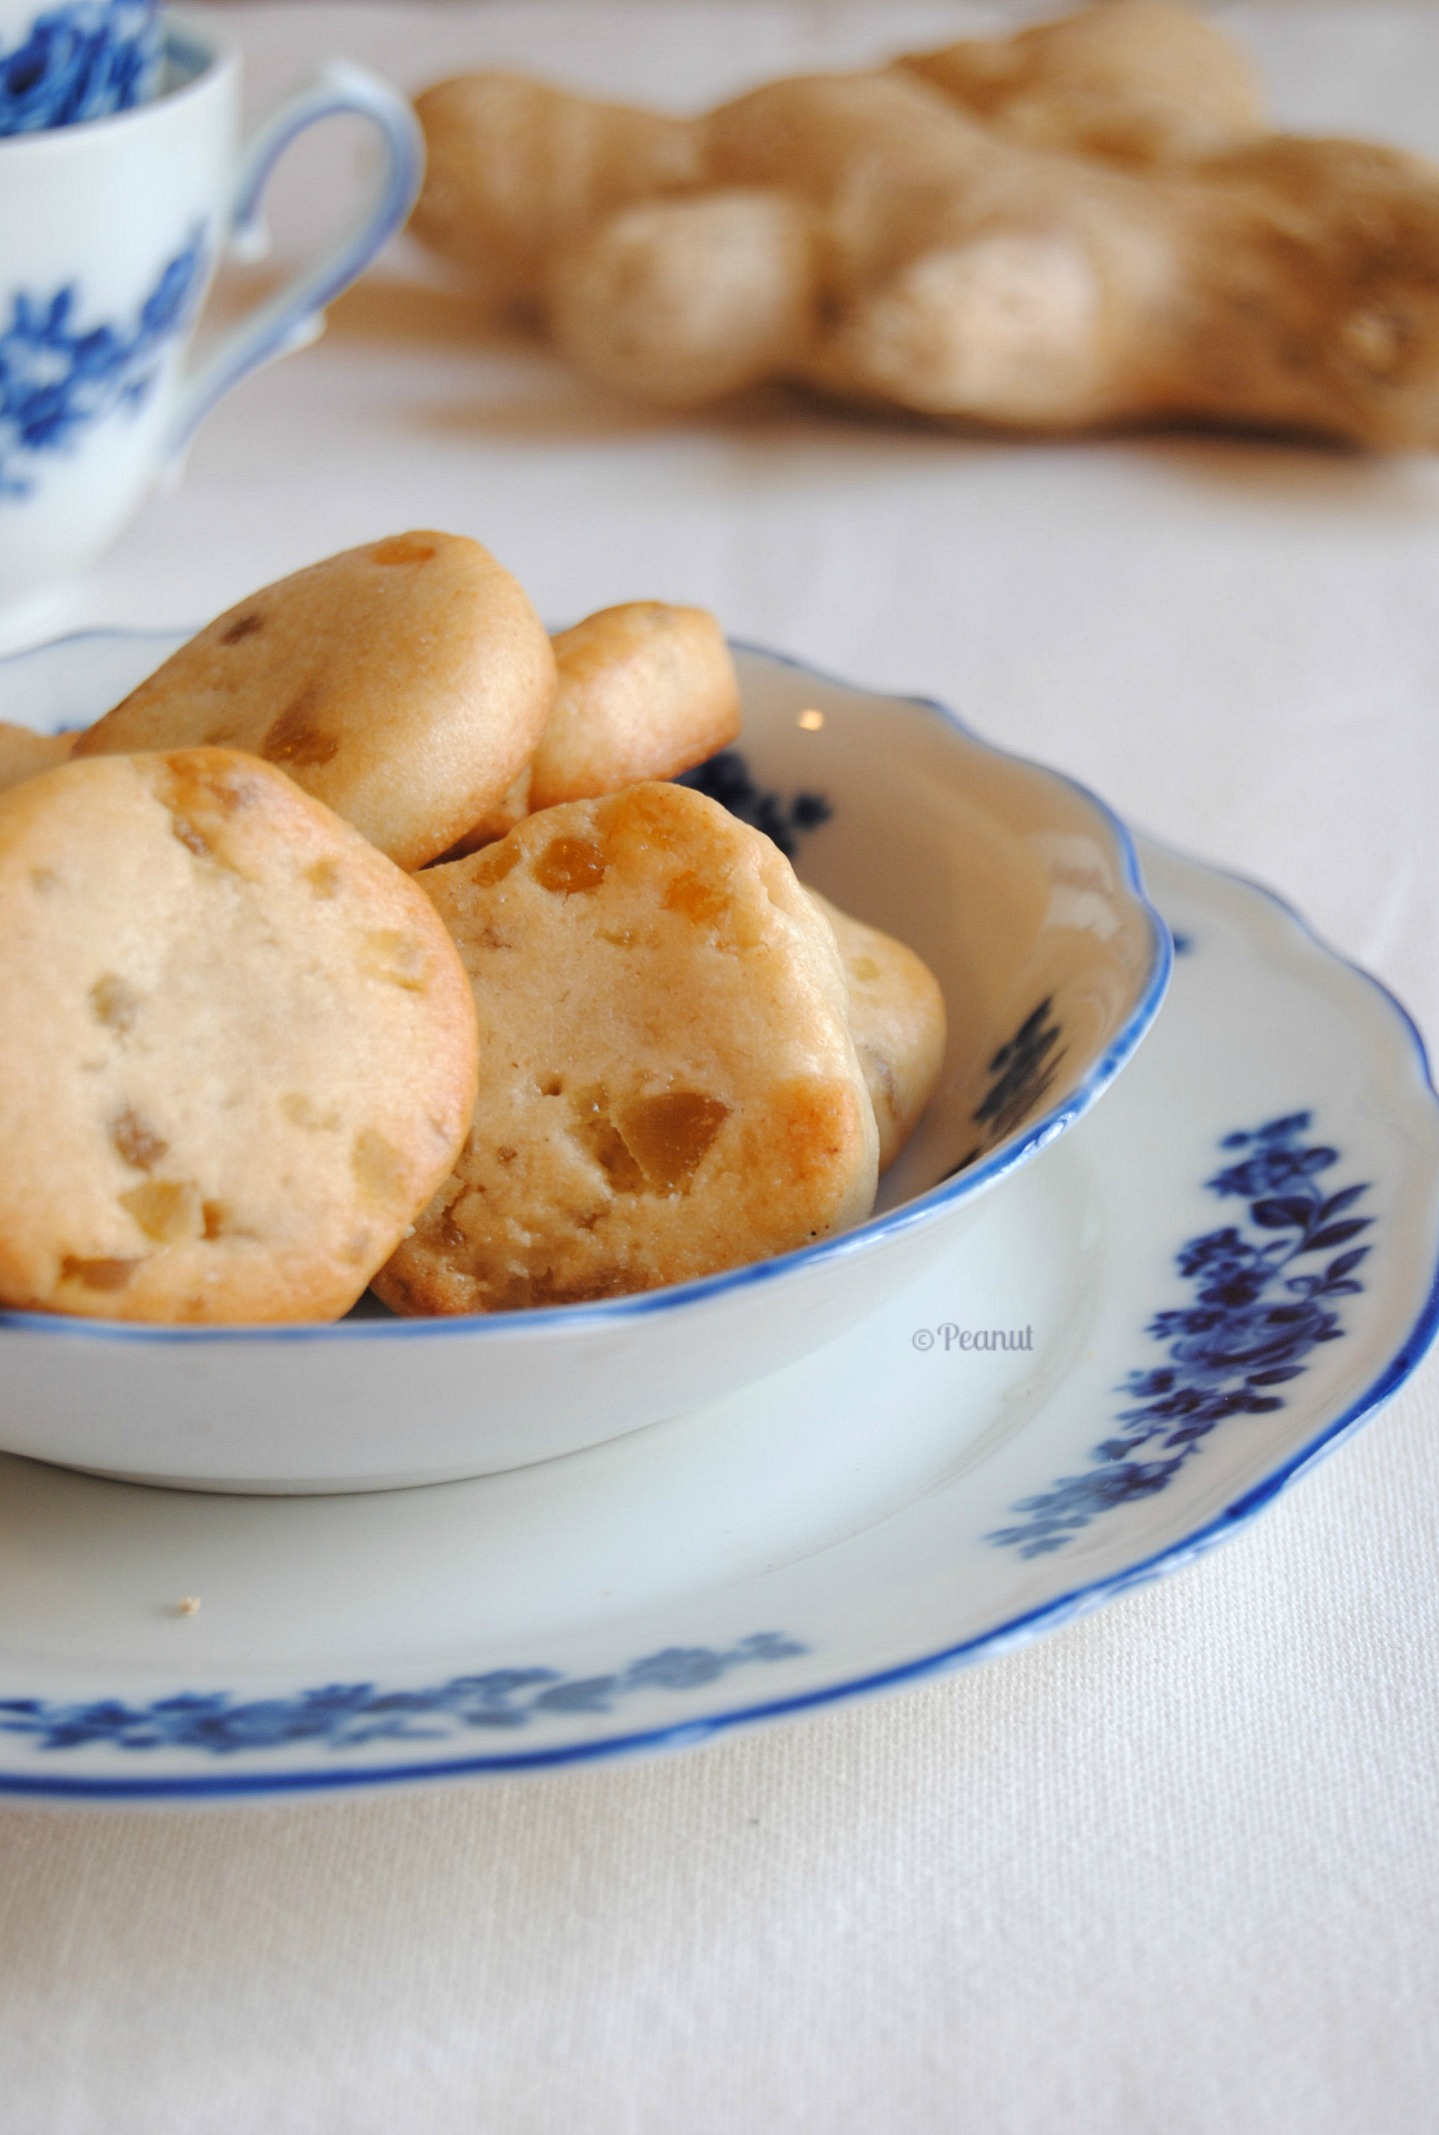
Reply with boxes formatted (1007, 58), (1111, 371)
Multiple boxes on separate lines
(5, 6), (1439, 2130)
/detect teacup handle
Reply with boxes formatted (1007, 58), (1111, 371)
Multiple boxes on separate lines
(166, 61), (423, 459)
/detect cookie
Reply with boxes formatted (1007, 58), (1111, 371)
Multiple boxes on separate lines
(376, 781), (878, 1313)
(448, 764), (534, 854)
(0, 750), (478, 1323)
(533, 602), (740, 809)
(73, 533), (556, 870)
(443, 601), (740, 855)
(808, 889), (946, 1170)
(0, 723), (71, 797)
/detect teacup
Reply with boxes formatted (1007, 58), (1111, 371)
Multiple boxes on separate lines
(1, 0), (160, 135)
(0, 16), (422, 643)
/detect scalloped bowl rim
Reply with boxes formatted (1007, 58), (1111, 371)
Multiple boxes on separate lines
(0, 628), (1173, 1344)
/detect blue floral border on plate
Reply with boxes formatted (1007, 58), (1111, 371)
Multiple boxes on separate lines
(989, 1110), (1372, 1557)
(0, 1633), (807, 1757)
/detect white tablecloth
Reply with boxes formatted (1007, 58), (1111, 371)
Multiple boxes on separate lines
(5, 7), (1439, 2130)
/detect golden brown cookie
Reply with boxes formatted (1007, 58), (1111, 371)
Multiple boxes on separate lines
(442, 601), (740, 856)
(451, 765), (534, 853)
(533, 602), (740, 809)
(808, 890), (947, 1171)
(73, 533), (556, 870)
(376, 782), (878, 1314)
(0, 722), (71, 797)
(0, 749), (478, 1324)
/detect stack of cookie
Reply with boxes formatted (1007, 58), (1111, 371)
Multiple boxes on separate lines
(0, 533), (944, 1323)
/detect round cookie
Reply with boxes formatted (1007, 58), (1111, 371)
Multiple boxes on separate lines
(0, 749), (479, 1324)
(443, 601), (740, 856)
(73, 533), (556, 870)
(446, 763), (533, 856)
(532, 601), (740, 810)
(807, 889), (947, 1171)
(377, 781), (879, 1314)
(0, 722), (71, 798)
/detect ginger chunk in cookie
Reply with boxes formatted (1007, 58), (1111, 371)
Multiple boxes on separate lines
(0, 750), (478, 1323)
(0, 722), (71, 797)
(377, 782), (878, 1314)
(807, 889), (946, 1171)
(73, 533), (556, 870)
(445, 601), (740, 854)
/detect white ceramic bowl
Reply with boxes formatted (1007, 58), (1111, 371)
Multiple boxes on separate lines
(0, 630), (1171, 1491)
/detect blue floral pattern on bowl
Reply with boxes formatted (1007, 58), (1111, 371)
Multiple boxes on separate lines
(0, 0), (158, 135)
(0, 1632), (808, 1757)
(678, 747), (832, 860)
(942, 996), (1070, 1180)
(989, 1110), (1372, 1557)
(0, 224), (205, 498)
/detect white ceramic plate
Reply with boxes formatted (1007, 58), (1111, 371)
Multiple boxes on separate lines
(0, 631), (1168, 1490)
(0, 834), (1434, 1800)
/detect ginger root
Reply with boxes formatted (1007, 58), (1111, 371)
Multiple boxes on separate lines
(409, 2), (1439, 448)
(410, 73), (703, 309)
(897, 0), (1266, 167)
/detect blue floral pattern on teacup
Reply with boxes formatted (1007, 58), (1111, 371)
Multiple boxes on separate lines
(0, 0), (158, 134)
(0, 225), (205, 499)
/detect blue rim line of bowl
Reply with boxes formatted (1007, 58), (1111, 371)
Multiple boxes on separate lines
(0, 630), (1174, 1345)
(0, 841), (1434, 1800)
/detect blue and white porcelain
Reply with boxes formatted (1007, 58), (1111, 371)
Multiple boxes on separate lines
(0, 20), (422, 643)
(0, 0), (159, 137)
(0, 808), (1433, 1799)
(0, 630), (1169, 1491)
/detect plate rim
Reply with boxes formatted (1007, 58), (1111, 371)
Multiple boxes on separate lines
(0, 837), (1435, 1801)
